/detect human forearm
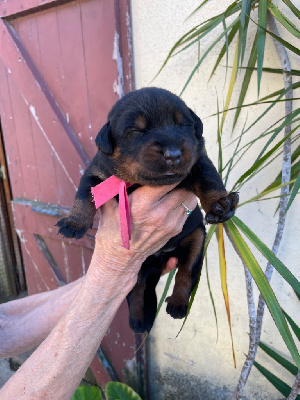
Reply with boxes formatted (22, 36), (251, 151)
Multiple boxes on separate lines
(0, 254), (135, 400)
(0, 185), (198, 400)
(0, 278), (83, 358)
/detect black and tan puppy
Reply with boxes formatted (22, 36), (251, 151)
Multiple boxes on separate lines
(56, 87), (239, 333)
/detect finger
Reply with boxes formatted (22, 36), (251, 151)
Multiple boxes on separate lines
(173, 192), (198, 213)
(162, 257), (178, 275)
(130, 184), (178, 205)
(165, 196), (198, 239)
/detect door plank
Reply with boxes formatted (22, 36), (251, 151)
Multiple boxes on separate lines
(12, 200), (95, 249)
(90, 357), (111, 390)
(0, 0), (73, 19)
(11, 15), (59, 204)
(0, 19), (89, 189)
(21, 249), (49, 294)
(80, 0), (119, 144)
(101, 301), (136, 380)
(17, 231), (56, 293)
(7, 75), (41, 201)
(56, 1), (95, 160)
(0, 61), (25, 198)
(44, 238), (69, 284)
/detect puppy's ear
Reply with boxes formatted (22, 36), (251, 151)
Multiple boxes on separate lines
(95, 122), (113, 154)
(189, 108), (203, 140)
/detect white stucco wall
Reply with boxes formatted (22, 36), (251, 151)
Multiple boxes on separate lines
(131, 1), (300, 399)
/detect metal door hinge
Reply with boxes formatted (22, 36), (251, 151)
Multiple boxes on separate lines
(0, 165), (6, 180)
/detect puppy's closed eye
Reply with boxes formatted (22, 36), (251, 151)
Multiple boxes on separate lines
(124, 127), (143, 137)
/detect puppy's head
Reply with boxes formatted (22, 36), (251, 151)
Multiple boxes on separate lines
(96, 87), (204, 185)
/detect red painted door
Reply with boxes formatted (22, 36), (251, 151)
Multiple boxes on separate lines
(0, 0), (144, 394)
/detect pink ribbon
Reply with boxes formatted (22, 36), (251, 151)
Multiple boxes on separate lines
(91, 176), (133, 249)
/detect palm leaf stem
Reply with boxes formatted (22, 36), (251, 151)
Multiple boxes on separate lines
(288, 371), (300, 400)
(255, 9), (293, 338)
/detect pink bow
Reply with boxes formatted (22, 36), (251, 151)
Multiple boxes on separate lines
(91, 176), (133, 249)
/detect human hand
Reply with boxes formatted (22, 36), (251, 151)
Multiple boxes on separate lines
(89, 185), (197, 289)
(162, 257), (178, 275)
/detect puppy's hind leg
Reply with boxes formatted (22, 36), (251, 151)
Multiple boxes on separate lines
(127, 255), (164, 333)
(166, 225), (206, 319)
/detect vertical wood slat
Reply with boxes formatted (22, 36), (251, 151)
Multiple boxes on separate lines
(7, 73), (41, 201)
(21, 249), (48, 295)
(17, 234), (53, 294)
(63, 241), (84, 283)
(0, 18), (89, 189)
(80, 0), (119, 143)
(101, 301), (135, 380)
(44, 238), (68, 284)
(12, 212), (60, 292)
(0, 61), (25, 198)
(13, 12), (60, 205)
(56, 1), (94, 160)
(26, 13), (61, 205)
(29, 12), (62, 204)
(13, 10), (77, 206)
(0, 0), (74, 19)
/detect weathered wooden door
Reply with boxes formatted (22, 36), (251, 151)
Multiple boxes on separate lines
(0, 0), (144, 394)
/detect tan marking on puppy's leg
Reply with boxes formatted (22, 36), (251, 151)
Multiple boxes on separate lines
(166, 228), (205, 318)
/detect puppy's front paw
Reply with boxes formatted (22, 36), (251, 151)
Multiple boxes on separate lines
(56, 215), (93, 239)
(205, 192), (239, 224)
(165, 295), (188, 319)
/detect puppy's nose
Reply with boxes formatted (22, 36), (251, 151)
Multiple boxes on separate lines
(163, 148), (182, 165)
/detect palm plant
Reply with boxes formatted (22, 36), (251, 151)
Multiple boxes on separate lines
(154, 1), (300, 398)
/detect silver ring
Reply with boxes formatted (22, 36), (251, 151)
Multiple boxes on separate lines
(181, 202), (193, 216)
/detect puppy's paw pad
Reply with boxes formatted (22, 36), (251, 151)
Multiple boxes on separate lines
(56, 216), (91, 239)
(205, 192), (239, 224)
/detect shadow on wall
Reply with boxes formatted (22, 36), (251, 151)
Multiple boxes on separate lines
(148, 366), (283, 400)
